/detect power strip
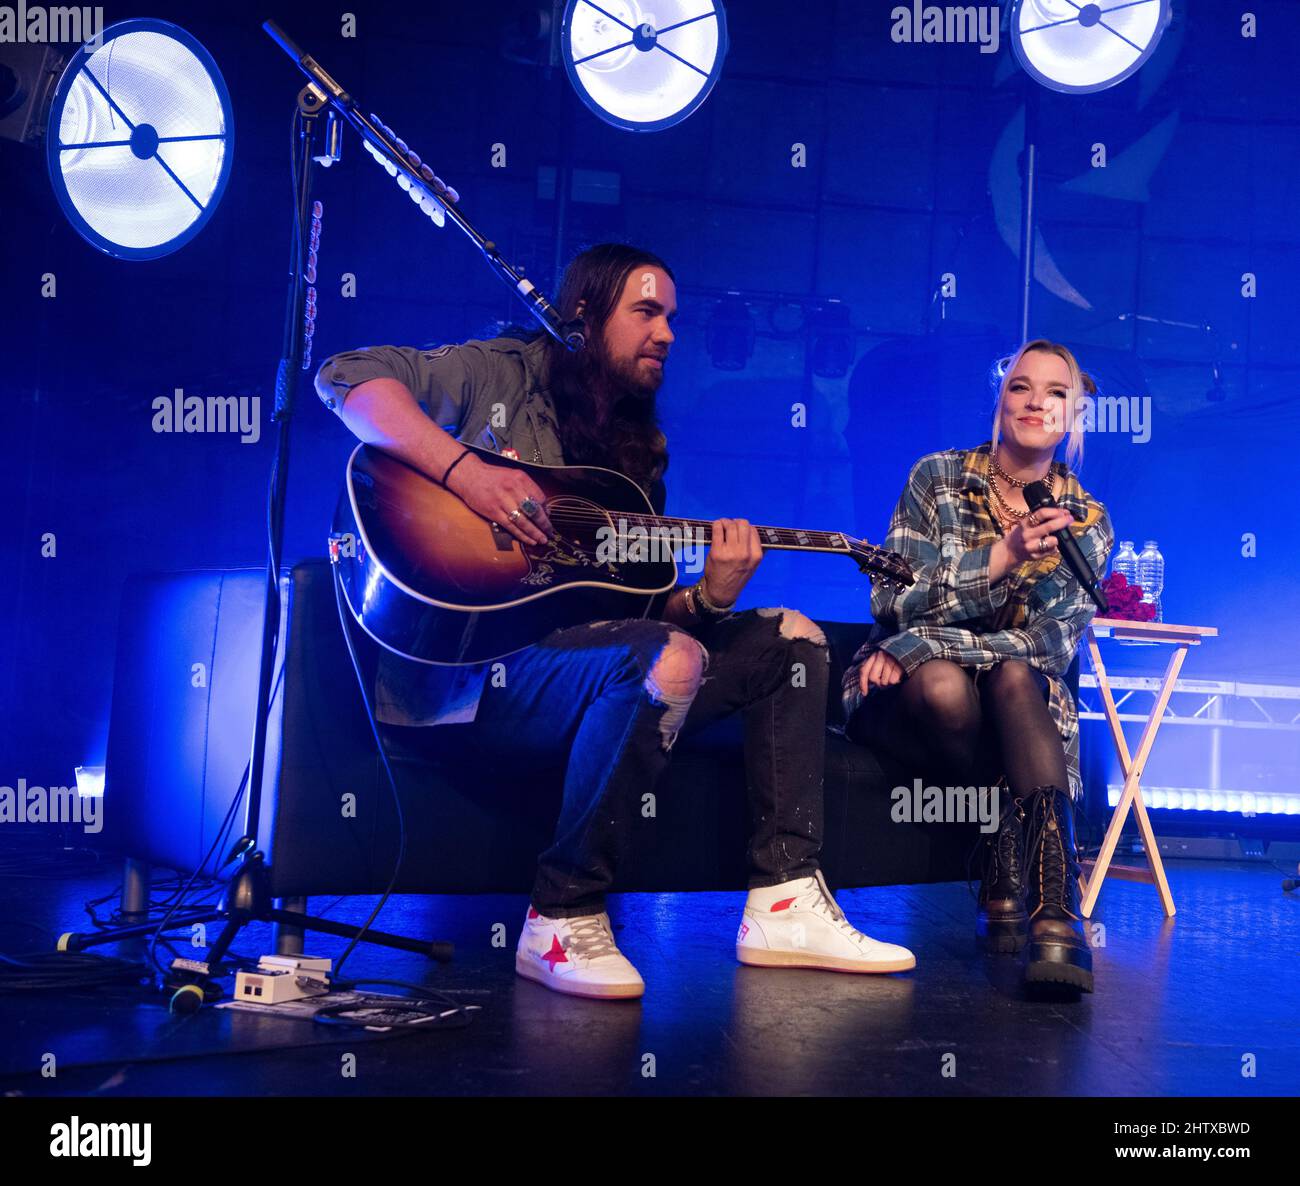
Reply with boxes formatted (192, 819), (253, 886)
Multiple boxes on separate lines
(233, 955), (333, 1005)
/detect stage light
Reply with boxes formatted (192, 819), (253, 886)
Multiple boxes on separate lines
(561, 0), (728, 132)
(706, 291), (754, 371)
(74, 765), (105, 798)
(46, 18), (233, 259)
(1010, 0), (1172, 95)
(1108, 786), (1300, 817)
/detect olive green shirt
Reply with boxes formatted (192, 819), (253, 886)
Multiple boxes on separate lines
(315, 334), (564, 725)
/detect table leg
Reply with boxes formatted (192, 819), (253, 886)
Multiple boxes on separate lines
(1079, 640), (1188, 918)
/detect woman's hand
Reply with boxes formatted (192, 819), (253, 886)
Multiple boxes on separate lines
(991, 507), (1075, 580)
(702, 518), (763, 607)
(858, 649), (905, 695)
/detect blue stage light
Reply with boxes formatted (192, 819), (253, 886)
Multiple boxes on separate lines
(46, 18), (233, 259)
(1010, 0), (1172, 95)
(562, 0), (728, 132)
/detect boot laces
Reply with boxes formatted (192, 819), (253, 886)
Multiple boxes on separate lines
(563, 914), (620, 961)
(993, 806), (1022, 877)
(1025, 789), (1077, 898)
(968, 796), (1020, 900)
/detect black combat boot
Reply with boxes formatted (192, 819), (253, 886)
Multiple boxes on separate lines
(976, 789), (1027, 953)
(1022, 784), (1093, 992)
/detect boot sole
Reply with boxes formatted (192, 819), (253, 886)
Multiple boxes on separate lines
(1025, 944), (1094, 993)
(978, 916), (1028, 954)
(515, 957), (644, 1000)
(737, 946), (916, 974)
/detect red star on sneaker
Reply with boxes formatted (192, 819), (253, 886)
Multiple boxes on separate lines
(541, 935), (568, 971)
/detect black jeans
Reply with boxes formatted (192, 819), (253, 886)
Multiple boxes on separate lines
(384, 608), (829, 917)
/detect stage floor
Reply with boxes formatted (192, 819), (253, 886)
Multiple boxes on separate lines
(2, 858), (1296, 1096)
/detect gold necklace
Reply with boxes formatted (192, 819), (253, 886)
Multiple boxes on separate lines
(990, 449), (1055, 489)
(987, 467), (1057, 526)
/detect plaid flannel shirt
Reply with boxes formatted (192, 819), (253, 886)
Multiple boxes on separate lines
(842, 442), (1114, 798)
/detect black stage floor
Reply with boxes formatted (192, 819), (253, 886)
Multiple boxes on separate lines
(2, 859), (1296, 1097)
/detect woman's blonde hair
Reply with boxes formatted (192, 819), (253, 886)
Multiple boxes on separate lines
(990, 338), (1088, 472)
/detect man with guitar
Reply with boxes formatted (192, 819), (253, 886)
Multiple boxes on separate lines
(315, 243), (914, 1000)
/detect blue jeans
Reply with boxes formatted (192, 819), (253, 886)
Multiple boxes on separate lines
(385, 608), (830, 917)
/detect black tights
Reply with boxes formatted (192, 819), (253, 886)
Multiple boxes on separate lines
(846, 658), (1069, 799)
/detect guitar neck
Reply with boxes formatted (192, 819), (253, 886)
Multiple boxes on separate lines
(612, 513), (853, 556)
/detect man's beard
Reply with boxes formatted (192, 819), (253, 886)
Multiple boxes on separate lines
(603, 347), (664, 402)
(608, 351), (665, 403)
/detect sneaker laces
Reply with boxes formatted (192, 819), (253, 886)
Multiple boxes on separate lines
(562, 914), (620, 961)
(796, 870), (870, 945)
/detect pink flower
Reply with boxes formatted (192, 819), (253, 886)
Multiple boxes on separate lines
(1102, 572), (1155, 621)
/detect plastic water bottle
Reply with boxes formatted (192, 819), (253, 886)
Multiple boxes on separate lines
(1113, 540), (1139, 586)
(1136, 540), (1165, 622)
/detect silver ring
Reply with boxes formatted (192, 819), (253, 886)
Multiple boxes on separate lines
(520, 497), (540, 518)
(507, 509), (523, 523)
(1037, 536), (1046, 554)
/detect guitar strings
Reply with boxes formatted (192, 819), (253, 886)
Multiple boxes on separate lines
(536, 508), (867, 550)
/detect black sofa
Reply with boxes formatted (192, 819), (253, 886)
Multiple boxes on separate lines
(105, 561), (1078, 899)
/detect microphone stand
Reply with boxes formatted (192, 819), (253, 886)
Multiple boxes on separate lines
(262, 19), (586, 352)
(64, 81), (453, 991)
(160, 22), (590, 986)
(197, 22), (588, 978)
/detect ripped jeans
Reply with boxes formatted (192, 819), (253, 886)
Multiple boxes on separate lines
(385, 608), (830, 917)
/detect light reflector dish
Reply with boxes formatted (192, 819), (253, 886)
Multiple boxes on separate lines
(46, 18), (233, 259)
(562, 0), (728, 132)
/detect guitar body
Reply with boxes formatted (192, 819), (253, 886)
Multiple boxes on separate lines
(333, 443), (678, 664)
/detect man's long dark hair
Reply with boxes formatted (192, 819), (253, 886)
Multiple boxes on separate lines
(545, 243), (673, 492)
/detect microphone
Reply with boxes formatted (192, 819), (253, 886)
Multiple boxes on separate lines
(1024, 480), (1109, 613)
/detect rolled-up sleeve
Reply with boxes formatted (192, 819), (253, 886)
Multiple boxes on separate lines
(314, 343), (485, 433)
(871, 457), (1009, 631)
(880, 503), (1114, 678)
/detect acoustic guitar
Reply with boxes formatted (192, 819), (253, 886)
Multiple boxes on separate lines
(331, 443), (914, 665)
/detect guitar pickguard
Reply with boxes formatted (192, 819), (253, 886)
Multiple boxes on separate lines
(525, 534), (620, 582)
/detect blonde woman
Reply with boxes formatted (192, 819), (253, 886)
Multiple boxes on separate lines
(842, 340), (1113, 992)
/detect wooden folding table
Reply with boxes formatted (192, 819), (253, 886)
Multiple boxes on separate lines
(1078, 618), (1219, 918)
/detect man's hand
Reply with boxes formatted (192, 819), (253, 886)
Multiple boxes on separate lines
(447, 454), (554, 546)
(702, 518), (762, 607)
(858, 650), (905, 695)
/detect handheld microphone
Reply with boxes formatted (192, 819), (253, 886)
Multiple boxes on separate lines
(1024, 480), (1108, 613)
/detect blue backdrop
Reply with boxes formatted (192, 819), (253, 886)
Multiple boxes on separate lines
(4, 0), (1297, 812)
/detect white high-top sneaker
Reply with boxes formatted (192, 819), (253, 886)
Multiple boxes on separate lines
(737, 870), (916, 974)
(516, 907), (645, 1000)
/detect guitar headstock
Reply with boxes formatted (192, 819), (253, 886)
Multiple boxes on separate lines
(843, 536), (915, 589)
